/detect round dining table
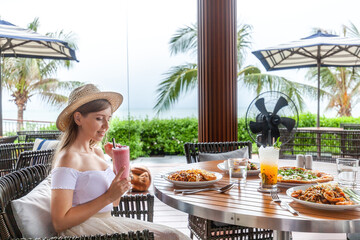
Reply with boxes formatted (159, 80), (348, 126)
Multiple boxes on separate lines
(153, 159), (360, 240)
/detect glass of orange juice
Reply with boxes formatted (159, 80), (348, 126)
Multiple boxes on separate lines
(258, 146), (279, 192)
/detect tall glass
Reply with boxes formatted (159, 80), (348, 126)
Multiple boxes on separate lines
(258, 146), (279, 192)
(113, 146), (130, 179)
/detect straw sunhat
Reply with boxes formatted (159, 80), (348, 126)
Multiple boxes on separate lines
(56, 84), (123, 132)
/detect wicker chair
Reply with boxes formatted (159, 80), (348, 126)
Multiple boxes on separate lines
(0, 164), (155, 240)
(15, 149), (55, 172)
(14, 232), (153, 239)
(0, 135), (18, 144)
(0, 143), (34, 176)
(184, 141), (273, 240)
(25, 132), (61, 143)
(17, 130), (61, 142)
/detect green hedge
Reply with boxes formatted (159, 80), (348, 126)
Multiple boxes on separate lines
(41, 112), (360, 159)
(104, 118), (198, 159)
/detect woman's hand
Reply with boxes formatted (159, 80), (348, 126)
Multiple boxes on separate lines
(106, 166), (132, 202)
(104, 142), (122, 159)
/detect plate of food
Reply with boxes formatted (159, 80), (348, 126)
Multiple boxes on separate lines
(217, 159), (260, 176)
(164, 169), (223, 187)
(286, 182), (360, 210)
(277, 167), (334, 187)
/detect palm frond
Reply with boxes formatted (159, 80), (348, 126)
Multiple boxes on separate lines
(29, 78), (59, 92)
(154, 63), (198, 114)
(27, 17), (40, 32)
(239, 66), (326, 112)
(344, 22), (360, 38)
(237, 23), (252, 68)
(169, 24), (197, 56)
(38, 92), (68, 109)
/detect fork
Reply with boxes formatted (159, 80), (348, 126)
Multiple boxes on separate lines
(270, 191), (299, 215)
(175, 182), (235, 195)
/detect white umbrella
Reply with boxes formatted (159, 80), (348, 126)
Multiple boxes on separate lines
(0, 20), (78, 135)
(252, 31), (360, 127)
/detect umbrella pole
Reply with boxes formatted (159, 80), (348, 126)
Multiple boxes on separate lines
(316, 58), (321, 159)
(0, 51), (2, 136)
(317, 59), (320, 128)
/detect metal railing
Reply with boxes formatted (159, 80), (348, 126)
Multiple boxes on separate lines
(3, 118), (55, 135)
(280, 128), (360, 162)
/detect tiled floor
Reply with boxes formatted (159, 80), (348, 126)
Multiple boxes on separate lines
(132, 156), (348, 240)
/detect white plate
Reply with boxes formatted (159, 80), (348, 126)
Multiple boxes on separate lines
(286, 185), (360, 210)
(163, 171), (223, 187)
(277, 182), (308, 188)
(217, 161), (260, 176)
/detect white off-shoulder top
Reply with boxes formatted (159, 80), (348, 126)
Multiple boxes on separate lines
(51, 166), (115, 213)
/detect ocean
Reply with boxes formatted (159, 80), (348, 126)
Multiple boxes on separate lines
(3, 107), (250, 122)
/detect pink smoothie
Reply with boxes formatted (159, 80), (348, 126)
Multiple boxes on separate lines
(113, 146), (130, 179)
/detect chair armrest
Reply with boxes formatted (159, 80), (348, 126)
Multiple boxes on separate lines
(112, 193), (154, 222)
(13, 231), (155, 240)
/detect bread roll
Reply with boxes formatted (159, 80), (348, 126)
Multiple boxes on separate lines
(131, 166), (151, 192)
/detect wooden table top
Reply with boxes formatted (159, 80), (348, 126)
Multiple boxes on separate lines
(153, 159), (360, 233)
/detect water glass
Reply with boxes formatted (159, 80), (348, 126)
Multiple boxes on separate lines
(336, 158), (359, 187)
(227, 158), (248, 184)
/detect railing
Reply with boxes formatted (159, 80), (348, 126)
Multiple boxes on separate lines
(3, 118), (55, 135)
(280, 127), (360, 162)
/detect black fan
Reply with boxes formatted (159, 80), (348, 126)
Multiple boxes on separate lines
(245, 91), (299, 147)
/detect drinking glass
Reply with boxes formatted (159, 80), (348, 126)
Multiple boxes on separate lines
(258, 146), (279, 192)
(113, 145), (130, 179)
(227, 158), (248, 184)
(336, 158), (359, 187)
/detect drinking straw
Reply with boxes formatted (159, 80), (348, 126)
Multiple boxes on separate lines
(112, 138), (116, 148)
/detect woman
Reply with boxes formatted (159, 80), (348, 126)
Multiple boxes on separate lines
(51, 84), (189, 240)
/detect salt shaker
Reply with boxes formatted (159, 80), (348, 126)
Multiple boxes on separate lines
(305, 155), (313, 169)
(296, 154), (305, 168)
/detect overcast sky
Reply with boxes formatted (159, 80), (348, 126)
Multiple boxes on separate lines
(2, 0), (360, 121)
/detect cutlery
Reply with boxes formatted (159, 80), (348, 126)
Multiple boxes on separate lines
(175, 182), (235, 195)
(270, 190), (299, 215)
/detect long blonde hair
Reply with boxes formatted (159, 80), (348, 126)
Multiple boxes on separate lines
(52, 99), (112, 168)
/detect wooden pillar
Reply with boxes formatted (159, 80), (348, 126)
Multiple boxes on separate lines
(198, 0), (237, 142)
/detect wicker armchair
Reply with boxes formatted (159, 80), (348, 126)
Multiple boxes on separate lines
(25, 132), (61, 143)
(17, 130), (61, 142)
(14, 231), (153, 239)
(184, 141), (273, 240)
(184, 141), (252, 164)
(0, 143), (34, 176)
(0, 165), (155, 240)
(0, 135), (18, 144)
(112, 194), (154, 222)
(15, 149), (55, 172)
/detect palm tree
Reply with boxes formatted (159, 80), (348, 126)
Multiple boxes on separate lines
(1, 18), (83, 130)
(154, 23), (318, 115)
(306, 24), (360, 117)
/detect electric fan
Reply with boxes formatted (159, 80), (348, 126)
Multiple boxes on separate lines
(245, 91), (299, 147)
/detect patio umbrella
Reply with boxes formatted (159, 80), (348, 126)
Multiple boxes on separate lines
(252, 30), (360, 127)
(0, 19), (78, 135)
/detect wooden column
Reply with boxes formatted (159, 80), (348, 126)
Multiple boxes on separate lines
(198, 0), (237, 142)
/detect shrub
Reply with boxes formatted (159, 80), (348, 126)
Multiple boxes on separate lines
(39, 113), (360, 158)
(105, 118), (144, 159)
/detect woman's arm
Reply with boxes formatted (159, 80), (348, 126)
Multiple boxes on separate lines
(51, 167), (131, 233)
